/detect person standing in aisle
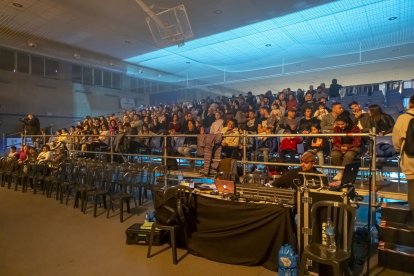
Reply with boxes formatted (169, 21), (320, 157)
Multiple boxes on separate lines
(392, 95), (414, 229)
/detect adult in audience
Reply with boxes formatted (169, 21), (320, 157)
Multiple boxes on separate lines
(8, 146), (19, 159)
(286, 94), (299, 111)
(26, 147), (37, 163)
(278, 108), (300, 133)
(235, 105), (248, 131)
(368, 104), (395, 135)
(313, 87), (328, 102)
(20, 113), (41, 135)
(136, 123), (154, 151)
(392, 95), (414, 229)
(300, 92), (317, 115)
(349, 101), (370, 132)
(329, 78), (342, 100)
(246, 91), (257, 108)
(203, 105), (216, 132)
(296, 88), (305, 105)
(321, 102), (344, 133)
(98, 124), (110, 145)
(168, 114), (181, 134)
(36, 145), (53, 164)
(221, 119), (240, 158)
(330, 114), (361, 180)
(307, 85), (316, 96)
(18, 145), (29, 164)
(298, 107), (320, 134)
(210, 111), (224, 134)
(177, 120), (199, 157)
(272, 99), (286, 117)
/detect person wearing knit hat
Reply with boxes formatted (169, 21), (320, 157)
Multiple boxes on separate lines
(272, 150), (322, 189)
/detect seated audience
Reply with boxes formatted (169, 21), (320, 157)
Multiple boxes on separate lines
(8, 146), (19, 159)
(300, 92), (317, 115)
(349, 101), (370, 132)
(305, 123), (326, 165)
(286, 94), (299, 111)
(210, 111), (224, 134)
(321, 102), (344, 133)
(221, 119), (240, 158)
(278, 108), (300, 133)
(36, 145), (53, 164)
(279, 129), (302, 159)
(298, 107), (320, 134)
(313, 102), (329, 120)
(18, 145), (29, 164)
(330, 114), (361, 180)
(368, 104), (395, 135)
(177, 120), (199, 157)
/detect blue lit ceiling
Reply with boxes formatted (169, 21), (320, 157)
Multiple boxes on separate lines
(125, 0), (414, 85)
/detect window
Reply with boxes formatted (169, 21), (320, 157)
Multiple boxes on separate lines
(31, 55), (44, 76)
(17, 52), (30, 73)
(72, 64), (82, 83)
(130, 77), (138, 92)
(112, 73), (121, 89)
(0, 48), (15, 71)
(83, 67), (93, 85)
(94, 69), (102, 86)
(45, 58), (59, 78)
(103, 71), (111, 88)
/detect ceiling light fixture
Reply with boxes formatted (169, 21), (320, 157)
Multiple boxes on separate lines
(11, 2), (23, 8)
(27, 40), (37, 48)
(214, 9), (222, 14)
(388, 16), (398, 21)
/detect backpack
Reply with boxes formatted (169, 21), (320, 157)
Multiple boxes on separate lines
(403, 113), (414, 157)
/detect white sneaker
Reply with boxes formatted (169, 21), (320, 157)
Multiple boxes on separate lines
(333, 172), (343, 181)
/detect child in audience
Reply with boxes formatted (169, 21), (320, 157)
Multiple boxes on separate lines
(305, 123), (326, 165)
(314, 103), (329, 120)
(279, 129), (302, 160)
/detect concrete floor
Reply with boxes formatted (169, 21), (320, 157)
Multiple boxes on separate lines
(0, 187), (276, 276)
(0, 187), (410, 276)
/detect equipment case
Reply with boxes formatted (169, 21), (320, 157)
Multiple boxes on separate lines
(125, 223), (168, 245)
(297, 188), (350, 273)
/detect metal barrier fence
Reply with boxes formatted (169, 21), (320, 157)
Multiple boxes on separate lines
(9, 131), (380, 176)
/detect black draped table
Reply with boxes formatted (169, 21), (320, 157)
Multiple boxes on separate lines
(187, 194), (296, 271)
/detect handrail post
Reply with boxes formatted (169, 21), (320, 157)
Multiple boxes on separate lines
(243, 130), (247, 176)
(371, 133), (377, 211)
(110, 135), (114, 163)
(163, 135), (167, 166)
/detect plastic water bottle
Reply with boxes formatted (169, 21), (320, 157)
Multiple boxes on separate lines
(326, 219), (337, 253)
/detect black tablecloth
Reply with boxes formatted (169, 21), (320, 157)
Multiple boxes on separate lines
(187, 195), (296, 271)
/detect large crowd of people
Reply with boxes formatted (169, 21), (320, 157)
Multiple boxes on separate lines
(10, 79), (399, 180)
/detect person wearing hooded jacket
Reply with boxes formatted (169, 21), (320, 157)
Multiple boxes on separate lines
(392, 95), (414, 229)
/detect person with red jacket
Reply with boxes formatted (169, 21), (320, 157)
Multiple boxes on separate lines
(330, 114), (361, 180)
(280, 129), (302, 159)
